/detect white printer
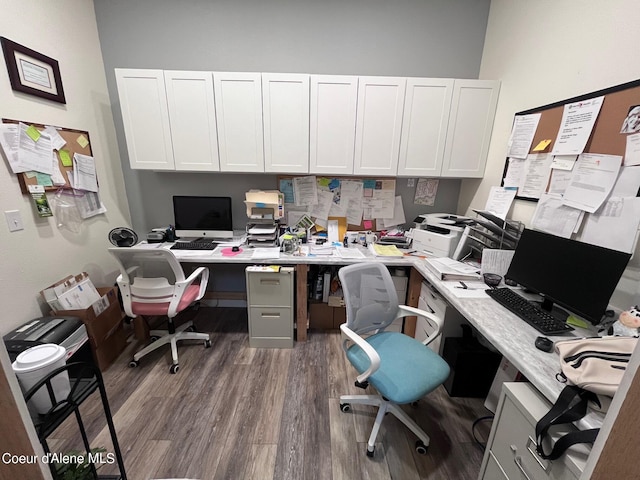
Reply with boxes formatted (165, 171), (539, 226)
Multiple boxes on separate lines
(409, 213), (474, 258)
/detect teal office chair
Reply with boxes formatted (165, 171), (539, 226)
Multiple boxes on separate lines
(338, 263), (451, 457)
(109, 247), (211, 374)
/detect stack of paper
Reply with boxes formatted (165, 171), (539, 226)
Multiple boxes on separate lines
(424, 257), (481, 281)
(368, 244), (403, 257)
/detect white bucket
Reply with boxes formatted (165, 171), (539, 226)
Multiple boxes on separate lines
(12, 344), (70, 414)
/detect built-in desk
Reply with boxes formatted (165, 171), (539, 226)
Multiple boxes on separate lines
(141, 242), (602, 429)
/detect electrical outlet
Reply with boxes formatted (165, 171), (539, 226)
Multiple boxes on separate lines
(5, 210), (24, 232)
(407, 178), (416, 187)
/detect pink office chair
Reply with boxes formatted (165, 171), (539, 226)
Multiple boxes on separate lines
(109, 247), (211, 374)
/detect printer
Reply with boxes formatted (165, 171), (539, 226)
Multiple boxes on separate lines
(409, 213), (475, 258)
(3, 316), (94, 376)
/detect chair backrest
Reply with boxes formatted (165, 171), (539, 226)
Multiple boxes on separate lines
(338, 263), (399, 335)
(108, 247), (189, 317)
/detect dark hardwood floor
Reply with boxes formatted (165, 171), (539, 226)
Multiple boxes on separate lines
(48, 307), (492, 480)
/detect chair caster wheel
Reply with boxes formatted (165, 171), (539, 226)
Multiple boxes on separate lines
(129, 360), (139, 368)
(340, 403), (351, 413)
(415, 440), (428, 455)
(366, 447), (374, 457)
(204, 339), (212, 348)
(170, 364), (180, 374)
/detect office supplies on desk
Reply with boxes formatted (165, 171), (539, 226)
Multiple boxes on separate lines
(368, 243), (403, 257)
(485, 287), (574, 335)
(424, 257), (481, 281)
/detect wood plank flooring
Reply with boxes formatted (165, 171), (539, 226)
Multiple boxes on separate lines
(47, 307), (492, 480)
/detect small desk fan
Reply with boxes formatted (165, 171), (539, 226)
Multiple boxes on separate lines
(108, 227), (138, 247)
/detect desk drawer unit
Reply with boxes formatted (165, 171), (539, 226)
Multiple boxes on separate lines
(479, 382), (588, 480)
(416, 280), (467, 354)
(246, 267), (294, 348)
(386, 273), (409, 333)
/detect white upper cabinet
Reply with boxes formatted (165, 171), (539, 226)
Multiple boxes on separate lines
(397, 78), (454, 177)
(441, 79), (500, 178)
(164, 71), (219, 171)
(115, 69), (175, 170)
(354, 77), (406, 176)
(262, 73), (309, 173)
(214, 72), (265, 172)
(309, 75), (358, 175)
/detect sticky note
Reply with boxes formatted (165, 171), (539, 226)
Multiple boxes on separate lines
(318, 178), (330, 187)
(363, 220), (373, 229)
(532, 139), (552, 151)
(328, 179), (340, 189)
(35, 172), (53, 186)
(26, 125), (41, 142)
(76, 134), (89, 148)
(567, 315), (590, 329)
(363, 180), (376, 189)
(59, 149), (72, 166)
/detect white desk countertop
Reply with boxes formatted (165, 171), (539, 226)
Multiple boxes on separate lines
(135, 241), (604, 429)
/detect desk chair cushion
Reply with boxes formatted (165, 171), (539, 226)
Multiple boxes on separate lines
(346, 331), (450, 405)
(130, 283), (201, 316)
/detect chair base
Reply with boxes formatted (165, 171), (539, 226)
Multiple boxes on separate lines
(339, 394), (430, 455)
(131, 320), (210, 371)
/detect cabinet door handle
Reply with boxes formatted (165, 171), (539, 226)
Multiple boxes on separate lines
(261, 312), (281, 318)
(513, 456), (533, 480)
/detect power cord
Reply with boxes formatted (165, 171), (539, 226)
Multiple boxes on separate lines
(472, 415), (494, 450)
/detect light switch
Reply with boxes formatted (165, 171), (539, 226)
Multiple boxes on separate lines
(5, 210), (24, 232)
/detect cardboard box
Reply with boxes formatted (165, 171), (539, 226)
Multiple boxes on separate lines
(93, 322), (127, 371)
(244, 190), (284, 219)
(53, 287), (123, 347)
(309, 302), (335, 330)
(41, 272), (101, 311)
(332, 306), (346, 329)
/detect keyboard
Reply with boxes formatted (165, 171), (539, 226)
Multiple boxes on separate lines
(486, 287), (574, 335)
(170, 241), (217, 250)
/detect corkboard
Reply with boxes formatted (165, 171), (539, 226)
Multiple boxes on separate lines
(502, 78), (640, 201)
(2, 118), (93, 194)
(277, 175), (398, 231)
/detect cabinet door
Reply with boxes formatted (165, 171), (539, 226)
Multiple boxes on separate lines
(262, 73), (309, 173)
(354, 77), (406, 176)
(115, 69), (174, 170)
(214, 72), (265, 172)
(309, 75), (358, 175)
(441, 79), (500, 178)
(397, 78), (454, 177)
(164, 71), (219, 171)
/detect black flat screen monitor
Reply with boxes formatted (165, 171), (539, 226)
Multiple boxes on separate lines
(505, 229), (631, 325)
(173, 196), (233, 239)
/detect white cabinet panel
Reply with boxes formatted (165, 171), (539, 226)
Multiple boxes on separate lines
(115, 69), (174, 170)
(354, 77), (406, 176)
(397, 78), (454, 177)
(441, 79), (500, 178)
(164, 71), (219, 171)
(214, 72), (265, 172)
(309, 75), (358, 175)
(262, 73), (309, 173)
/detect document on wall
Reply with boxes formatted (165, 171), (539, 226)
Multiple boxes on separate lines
(0, 124), (20, 172)
(502, 158), (526, 189)
(293, 176), (318, 206)
(17, 122), (53, 175)
(72, 153), (98, 192)
(579, 197), (640, 253)
(551, 96), (604, 156)
(484, 186), (517, 220)
(414, 178), (439, 205)
(309, 190), (333, 223)
(340, 180), (364, 226)
(547, 169), (573, 195)
(518, 153), (553, 199)
(610, 166), (640, 197)
(379, 196), (406, 228)
(531, 193), (584, 238)
(550, 154), (578, 171)
(507, 113), (541, 159)
(562, 153), (622, 213)
(624, 133), (640, 166)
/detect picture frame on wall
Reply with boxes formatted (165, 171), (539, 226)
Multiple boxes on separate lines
(1, 37), (66, 104)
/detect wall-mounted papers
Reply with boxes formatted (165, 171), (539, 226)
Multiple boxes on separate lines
(579, 197), (640, 253)
(624, 133), (640, 166)
(507, 113), (541, 159)
(551, 96), (604, 156)
(293, 175), (318, 206)
(18, 122), (53, 174)
(414, 178), (439, 206)
(562, 153), (622, 213)
(484, 186), (517, 220)
(531, 193), (584, 239)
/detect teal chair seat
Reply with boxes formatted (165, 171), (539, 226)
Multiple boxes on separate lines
(347, 331), (451, 404)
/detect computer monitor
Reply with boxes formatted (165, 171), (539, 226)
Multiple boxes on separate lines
(173, 196), (233, 239)
(505, 229), (631, 325)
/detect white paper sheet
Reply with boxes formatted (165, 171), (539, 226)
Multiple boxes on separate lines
(551, 96), (604, 155)
(547, 169), (573, 195)
(43, 126), (67, 151)
(252, 247), (281, 259)
(414, 178), (439, 205)
(610, 166), (640, 197)
(440, 280), (489, 299)
(531, 193), (584, 238)
(72, 153), (98, 192)
(380, 196), (406, 228)
(0, 124), (20, 172)
(518, 153), (553, 198)
(293, 176), (318, 206)
(18, 123), (53, 174)
(480, 249), (516, 277)
(550, 154), (578, 171)
(624, 133), (640, 166)
(579, 197), (640, 253)
(507, 113), (541, 159)
(562, 153), (622, 213)
(340, 180), (364, 225)
(310, 190), (333, 223)
(484, 186), (517, 220)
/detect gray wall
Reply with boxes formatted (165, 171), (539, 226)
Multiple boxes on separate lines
(93, 0), (491, 233)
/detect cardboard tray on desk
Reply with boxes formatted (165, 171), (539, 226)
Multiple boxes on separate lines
(52, 286), (127, 371)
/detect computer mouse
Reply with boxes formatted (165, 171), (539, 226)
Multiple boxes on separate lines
(232, 246), (240, 252)
(535, 336), (554, 353)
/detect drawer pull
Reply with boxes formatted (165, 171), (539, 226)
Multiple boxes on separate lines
(513, 456), (533, 480)
(260, 279), (280, 285)
(526, 436), (551, 472)
(261, 313), (281, 318)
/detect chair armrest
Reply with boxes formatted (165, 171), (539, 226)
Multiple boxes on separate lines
(396, 305), (444, 347)
(340, 323), (381, 384)
(169, 267), (209, 317)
